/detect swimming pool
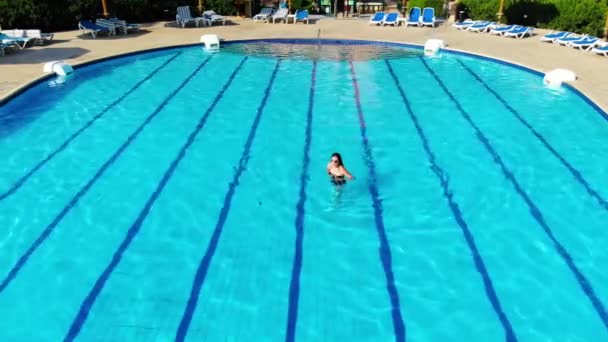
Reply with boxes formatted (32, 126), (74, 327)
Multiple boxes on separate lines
(0, 39), (607, 341)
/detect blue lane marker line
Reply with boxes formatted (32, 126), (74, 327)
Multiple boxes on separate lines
(456, 59), (608, 212)
(0, 52), (182, 202)
(174, 59), (281, 342)
(61, 56), (248, 342)
(0, 57), (211, 296)
(420, 57), (608, 332)
(349, 61), (406, 342)
(285, 60), (316, 342)
(385, 60), (517, 341)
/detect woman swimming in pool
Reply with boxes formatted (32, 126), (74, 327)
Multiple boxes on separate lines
(326, 152), (354, 185)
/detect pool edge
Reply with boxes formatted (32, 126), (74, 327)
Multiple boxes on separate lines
(2, 38), (606, 121)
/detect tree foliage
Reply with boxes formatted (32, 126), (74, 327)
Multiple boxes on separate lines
(458, 0), (608, 36)
(0, 0), (236, 32)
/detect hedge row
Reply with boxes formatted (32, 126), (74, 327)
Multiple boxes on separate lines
(458, 0), (608, 37)
(406, 0), (446, 17)
(0, 0), (237, 32)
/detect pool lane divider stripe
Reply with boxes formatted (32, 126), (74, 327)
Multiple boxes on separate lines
(173, 59), (281, 341)
(349, 61), (406, 342)
(385, 60), (518, 341)
(455, 59), (608, 212)
(61, 56), (249, 341)
(285, 60), (316, 342)
(420, 57), (608, 332)
(0, 52), (182, 202)
(0, 56), (212, 296)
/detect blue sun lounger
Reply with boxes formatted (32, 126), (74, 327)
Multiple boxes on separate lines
(382, 12), (399, 26)
(568, 36), (600, 51)
(253, 8), (274, 22)
(453, 19), (475, 30)
(0, 32), (33, 48)
(78, 20), (111, 38)
(489, 25), (519, 35)
(294, 9), (309, 24)
(420, 7), (435, 27)
(406, 7), (421, 27)
(592, 44), (608, 56)
(503, 26), (533, 39)
(369, 12), (385, 25)
(555, 34), (587, 46)
(0, 41), (19, 56)
(467, 21), (494, 33)
(540, 31), (571, 43)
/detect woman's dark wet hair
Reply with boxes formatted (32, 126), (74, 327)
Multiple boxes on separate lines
(331, 152), (343, 166)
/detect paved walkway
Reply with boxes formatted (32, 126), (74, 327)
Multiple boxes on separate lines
(1, 17), (607, 111)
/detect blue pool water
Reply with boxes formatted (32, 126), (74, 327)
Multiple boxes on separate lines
(1, 40), (608, 341)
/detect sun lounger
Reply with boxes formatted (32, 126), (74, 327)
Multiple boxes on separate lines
(503, 26), (533, 39)
(78, 20), (112, 38)
(271, 8), (289, 23)
(467, 21), (495, 33)
(0, 42), (18, 56)
(369, 12), (385, 25)
(78, 20), (113, 38)
(294, 10), (309, 24)
(406, 7), (421, 27)
(176, 6), (206, 27)
(540, 31), (571, 43)
(420, 7), (435, 27)
(23, 29), (54, 44)
(489, 25), (520, 35)
(568, 36), (600, 51)
(2, 29), (53, 45)
(555, 34), (586, 46)
(453, 19), (475, 30)
(253, 8), (274, 23)
(203, 10), (226, 25)
(382, 12), (399, 27)
(95, 19), (119, 35)
(0, 31), (34, 48)
(109, 18), (140, 34)
(592, 44), (608, 56)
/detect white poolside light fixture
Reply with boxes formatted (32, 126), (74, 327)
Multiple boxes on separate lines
(424, 39), (446, 57)
(43, 60), (74, 76)
(543, 68), (576, 88)
(201, 34), (220, 52)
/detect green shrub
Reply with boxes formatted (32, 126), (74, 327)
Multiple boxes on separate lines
(459, 0), (608, 36)
(457, 0), (500, 21)
(544, 0), (607, 36)
(406, 0), (445, 17)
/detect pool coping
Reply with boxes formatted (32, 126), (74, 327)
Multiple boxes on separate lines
(2, 37), (607, 121)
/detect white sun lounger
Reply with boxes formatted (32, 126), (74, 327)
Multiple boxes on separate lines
(271, 8), (289, 23)
(253, 8), (274, 23)
(203, 10), (226, 25)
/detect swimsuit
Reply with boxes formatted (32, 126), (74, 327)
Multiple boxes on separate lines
(329, 173), (346, 185)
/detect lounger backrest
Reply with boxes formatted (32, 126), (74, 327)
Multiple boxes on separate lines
(422, 7), (434, 21)
(177, 6), (193, 20)
(260, 7), (273, 15)
(385, 12), (398, 22)
(96, 19), (117, 31)
(110, 18), (128, 31)
(296, 10), (309, 20)
(79, 20), (97, 30)
(273, 8), (288, 18)
(203, 10), (217, 18)
(24, 29), (42, 38)
(409, 7), (421, 21)
(371, 12), (384, 22)
(1, 29), (25, 38)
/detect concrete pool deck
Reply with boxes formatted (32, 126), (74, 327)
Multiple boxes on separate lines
(1, 16), (607, 112)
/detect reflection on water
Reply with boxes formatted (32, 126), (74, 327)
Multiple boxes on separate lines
(220, 42), (423, 61)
